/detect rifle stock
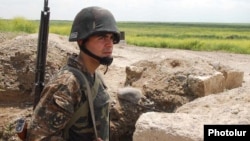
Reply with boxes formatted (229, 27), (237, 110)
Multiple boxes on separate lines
(33, 0), (50, 109)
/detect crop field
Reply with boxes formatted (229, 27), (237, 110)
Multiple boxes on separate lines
(118, 22), (250, 54)
(1, 17), (250, 54)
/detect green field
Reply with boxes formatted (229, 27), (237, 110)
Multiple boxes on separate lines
(1, 17), (250, 54)
(118, 22), (250, 54)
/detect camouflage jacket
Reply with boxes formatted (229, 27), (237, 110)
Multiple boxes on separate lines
(27, 53), (110, 141)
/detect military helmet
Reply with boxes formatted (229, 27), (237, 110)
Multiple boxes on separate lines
(69, 6), (120, 44)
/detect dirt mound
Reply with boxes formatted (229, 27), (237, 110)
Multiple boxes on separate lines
(0, 33), (77, 92)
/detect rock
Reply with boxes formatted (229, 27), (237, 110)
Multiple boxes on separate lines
(124, 66), (145, 86)
(187, 72), (225, 96)
(223, 70), (244, 89)
(133, 112), (204, 141)
(117, 87), (144, 104)
(133, 89), (250, 141)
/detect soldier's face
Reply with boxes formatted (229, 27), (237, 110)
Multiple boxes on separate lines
(85, 33), (114, 58)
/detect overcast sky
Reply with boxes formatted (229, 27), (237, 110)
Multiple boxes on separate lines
(0, 0), (249, 23)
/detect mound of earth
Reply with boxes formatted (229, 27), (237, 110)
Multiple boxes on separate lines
(0, 33), (249, 141)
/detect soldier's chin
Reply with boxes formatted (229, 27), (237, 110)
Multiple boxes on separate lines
(106, 55), (113, 60)
(104, 52), (112, 56)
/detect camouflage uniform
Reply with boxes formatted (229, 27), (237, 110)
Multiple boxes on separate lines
(27, 53), (110, 141)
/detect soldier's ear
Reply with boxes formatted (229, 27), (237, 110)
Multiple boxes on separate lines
(77, 40), (83, 46)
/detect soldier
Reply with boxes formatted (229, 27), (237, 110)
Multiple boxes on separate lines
(26, 6), (120, 141)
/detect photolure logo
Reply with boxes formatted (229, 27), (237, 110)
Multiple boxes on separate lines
(204, 124), (250, 141)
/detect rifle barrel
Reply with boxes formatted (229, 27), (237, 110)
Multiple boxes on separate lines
(33, 0), (50, 109)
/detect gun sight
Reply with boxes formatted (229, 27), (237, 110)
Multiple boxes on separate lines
(44, 0), (50, 11)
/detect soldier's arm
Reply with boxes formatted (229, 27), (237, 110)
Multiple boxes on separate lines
(27, 73), (81, 140)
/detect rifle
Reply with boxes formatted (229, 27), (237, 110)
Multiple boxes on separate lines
(33, 0), (50, 109)
(16, 1), (50, 140)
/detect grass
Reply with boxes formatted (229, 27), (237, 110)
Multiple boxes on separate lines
(0, 17), (37, 33)
(118, 22), (250, 54)
(1, 17), (250, 54)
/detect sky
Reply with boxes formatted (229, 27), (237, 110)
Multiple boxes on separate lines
(0, 0), (249, 23)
